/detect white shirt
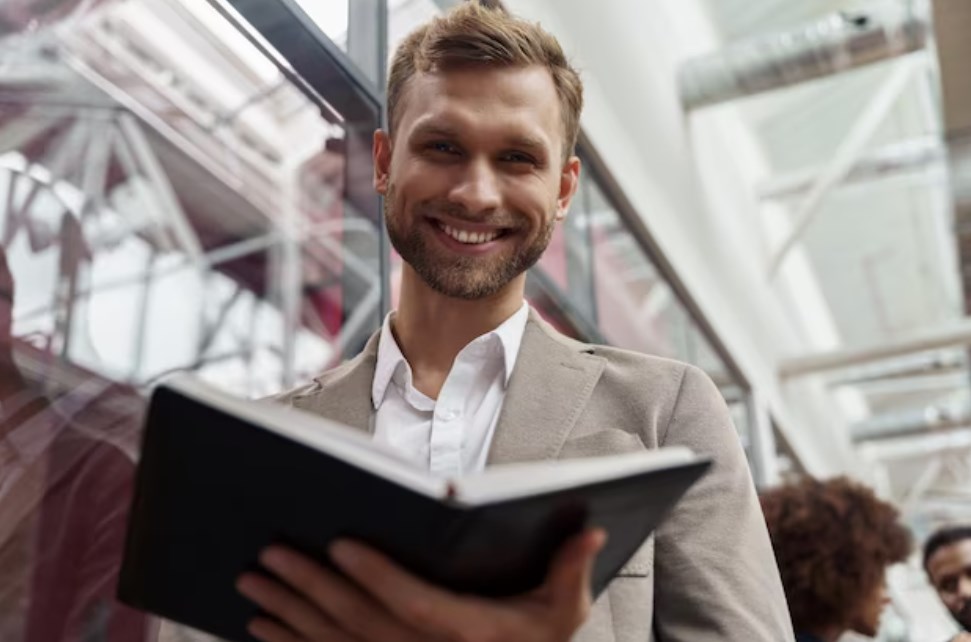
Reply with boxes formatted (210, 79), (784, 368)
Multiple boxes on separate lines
(371, 303), (529, 477)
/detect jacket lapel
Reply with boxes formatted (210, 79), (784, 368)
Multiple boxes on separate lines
(487, 310), (606, 465)
(291, 332), (379, 435)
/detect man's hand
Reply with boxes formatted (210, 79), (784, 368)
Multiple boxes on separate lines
(236, 528), (606, 642)
(951, 634), (971, 642)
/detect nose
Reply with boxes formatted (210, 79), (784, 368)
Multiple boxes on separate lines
(959, 575), (971, 598)
(447, 158), (501, 215)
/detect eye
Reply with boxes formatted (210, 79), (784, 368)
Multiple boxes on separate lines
(426, 141), (460, 155)
(500, 151), (537, 165)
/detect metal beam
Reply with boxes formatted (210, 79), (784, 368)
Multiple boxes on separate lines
(861, 428), (971, 462)
(767, 56), (922, 279)
(757, 136), (946, 202)
(851, 400), (969, 442)
(779, 318), (971, 378)
(678, 2), (930, 110)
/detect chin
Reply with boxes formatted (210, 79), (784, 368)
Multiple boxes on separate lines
(852, 624), (879, 637)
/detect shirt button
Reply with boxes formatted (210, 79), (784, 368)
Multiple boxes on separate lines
(436, 408), (460, 422)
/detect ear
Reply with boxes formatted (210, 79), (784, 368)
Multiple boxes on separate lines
(373, 129), (392, 195)
(554, 155), (581, 222)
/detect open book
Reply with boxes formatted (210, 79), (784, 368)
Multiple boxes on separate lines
(118, 375), (710, 642)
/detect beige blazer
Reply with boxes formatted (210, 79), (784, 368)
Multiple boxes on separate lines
(270, 310), (794, 642)
(162, 310), (794, 642)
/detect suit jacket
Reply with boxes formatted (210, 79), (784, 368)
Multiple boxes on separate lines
(268, 309), (795, 641)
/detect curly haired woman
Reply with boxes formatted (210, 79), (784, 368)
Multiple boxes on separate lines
(760, 476), (912, 642)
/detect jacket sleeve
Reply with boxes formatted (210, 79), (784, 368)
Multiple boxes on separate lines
(652, 365), (794, 641)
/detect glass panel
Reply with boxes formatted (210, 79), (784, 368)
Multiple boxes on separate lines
(388, 0), (442, 57)
(584, 174), (748, 426)
(292, 0), (350, 53)
(0, 0), (383, 638)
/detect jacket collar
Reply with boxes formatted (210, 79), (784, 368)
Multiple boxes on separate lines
(300, 309), (606, 465)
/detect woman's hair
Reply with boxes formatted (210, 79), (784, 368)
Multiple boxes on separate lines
(386, 2), (583, 160)
(760, 476), (912, 632)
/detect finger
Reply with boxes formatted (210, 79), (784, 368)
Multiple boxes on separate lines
(237, 573), (338, 641)
(329, 539), (482, 637)
(260, 547), (426, 642)
(544, 528), (606, 609)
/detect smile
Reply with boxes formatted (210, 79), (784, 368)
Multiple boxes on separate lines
(438, 222), (502, 245)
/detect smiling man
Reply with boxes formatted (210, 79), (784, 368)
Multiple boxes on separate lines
(924, 526), (971, 641)
(225, 3), (793, 641)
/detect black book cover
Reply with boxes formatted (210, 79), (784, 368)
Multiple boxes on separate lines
(118, 380), (709, 642)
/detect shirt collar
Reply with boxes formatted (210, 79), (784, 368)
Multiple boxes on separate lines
(371, 301), (530, 410)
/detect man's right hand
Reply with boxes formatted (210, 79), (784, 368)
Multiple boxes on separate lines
(950, 634), (971, 642)
(237, 528), (607, 642)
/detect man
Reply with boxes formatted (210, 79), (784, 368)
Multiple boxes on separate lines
(924, 526), (971, 641)
(228, 3), (793, 641)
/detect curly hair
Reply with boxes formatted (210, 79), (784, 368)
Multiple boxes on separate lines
(760, 476), (912, 632)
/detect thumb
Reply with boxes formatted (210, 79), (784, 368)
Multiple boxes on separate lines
(545, 528), (607, 607)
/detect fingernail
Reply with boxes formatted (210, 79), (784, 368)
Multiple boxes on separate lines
(259, 547), (286, 571)
(592, 529), (608, 551)
(236, 574), (257, 597)
(329, 540), (361, 569)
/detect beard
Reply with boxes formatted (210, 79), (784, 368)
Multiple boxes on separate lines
(956, 600), (971, 631)
(383, 184), (555, 300)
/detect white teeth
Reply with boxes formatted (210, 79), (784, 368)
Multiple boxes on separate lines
(440, 223), (499, 245)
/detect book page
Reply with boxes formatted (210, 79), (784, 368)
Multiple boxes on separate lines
(453, 447), (698, 506)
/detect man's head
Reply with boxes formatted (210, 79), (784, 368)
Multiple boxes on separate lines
(374, 2), (582, 300)
(924, 526), (971, 631)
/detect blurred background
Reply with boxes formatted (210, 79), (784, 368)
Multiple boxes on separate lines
(0, 0), (969, 639)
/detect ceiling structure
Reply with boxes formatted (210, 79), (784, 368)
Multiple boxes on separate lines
(686, 0), (971, 530)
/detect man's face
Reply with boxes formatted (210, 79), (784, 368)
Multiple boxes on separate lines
(928, 539), (971, 631)
(374, 64), (579, 300)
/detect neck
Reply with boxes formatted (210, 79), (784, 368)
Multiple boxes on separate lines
(802, 626), (844, 642)
(392, 266), (524, 398)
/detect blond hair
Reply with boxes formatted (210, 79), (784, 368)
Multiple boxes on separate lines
(387, 2), (583, 159)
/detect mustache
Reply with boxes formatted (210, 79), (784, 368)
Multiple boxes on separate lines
(414, 200), (522, 229)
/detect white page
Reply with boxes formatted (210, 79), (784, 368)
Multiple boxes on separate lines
(452, 448), (698, 506)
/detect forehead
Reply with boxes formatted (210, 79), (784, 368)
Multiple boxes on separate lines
(396, 65), (563, 153)
(929, 539), (971, 578)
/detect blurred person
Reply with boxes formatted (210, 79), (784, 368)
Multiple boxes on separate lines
(923, 526), (971, 640)
(0, 246), (148, 641)
(761, 476), (912, 642)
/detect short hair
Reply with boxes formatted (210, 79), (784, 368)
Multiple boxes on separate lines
(760, 477), (912, 632)
(386, 2), (583, 160)
(923, 525), (971, 571)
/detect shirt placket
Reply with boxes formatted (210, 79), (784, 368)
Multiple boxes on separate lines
(429, 354), (475, 477)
